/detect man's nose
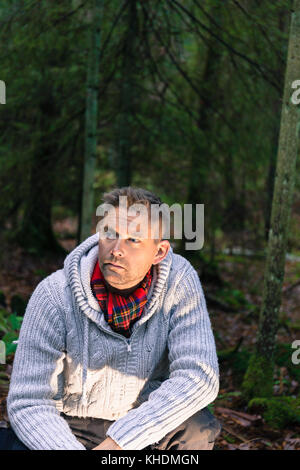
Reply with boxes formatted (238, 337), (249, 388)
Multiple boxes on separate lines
(110, 238), (124, 256)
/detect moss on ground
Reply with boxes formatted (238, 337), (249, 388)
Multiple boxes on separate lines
(248, 396), (300, 429)
(241, 352), (274, 400)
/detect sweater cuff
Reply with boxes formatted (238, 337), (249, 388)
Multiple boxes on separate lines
(105, 409), (166, 450)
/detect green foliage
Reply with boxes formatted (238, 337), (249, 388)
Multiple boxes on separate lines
(215, 287), (253, 310)
(0, 309), (23, 355)
(0, 0), (295, 265)
(0, 1), (88, 249)
(248, 396), (300, 429)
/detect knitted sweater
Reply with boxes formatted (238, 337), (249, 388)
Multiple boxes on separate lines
(7, 233), (219, 450)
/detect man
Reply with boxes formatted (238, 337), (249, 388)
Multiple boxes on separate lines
(2, 186), (221, 450)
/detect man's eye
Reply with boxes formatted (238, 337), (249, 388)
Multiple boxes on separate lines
(129, 237), (139, 243)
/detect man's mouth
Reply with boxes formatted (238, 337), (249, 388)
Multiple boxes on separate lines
(105, 262), (125, 270)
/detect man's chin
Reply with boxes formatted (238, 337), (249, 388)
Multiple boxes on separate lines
(103, 272), (122, 283)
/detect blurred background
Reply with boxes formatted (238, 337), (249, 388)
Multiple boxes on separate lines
(0, 0), (300, 450)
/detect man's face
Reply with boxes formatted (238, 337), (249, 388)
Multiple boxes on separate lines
(98, 206), (170, 290)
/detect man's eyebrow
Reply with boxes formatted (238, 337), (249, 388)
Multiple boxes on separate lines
(103, 224), (142, 239)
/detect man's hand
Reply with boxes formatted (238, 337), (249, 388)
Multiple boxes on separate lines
(92, 437), (122, 450)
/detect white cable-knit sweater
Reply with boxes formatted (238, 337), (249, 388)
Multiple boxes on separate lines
(7, 233), (219, 450)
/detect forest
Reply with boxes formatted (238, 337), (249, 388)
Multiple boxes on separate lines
(0, 0), (300, 451)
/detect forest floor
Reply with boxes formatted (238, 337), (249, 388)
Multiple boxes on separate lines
(204, 254), (300, 450)
(0, 218), (300, 450)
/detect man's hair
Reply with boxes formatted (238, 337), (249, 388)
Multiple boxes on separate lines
(100, 186), (168, 243)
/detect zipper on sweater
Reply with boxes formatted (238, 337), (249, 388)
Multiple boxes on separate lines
(96, 321), (133, 353)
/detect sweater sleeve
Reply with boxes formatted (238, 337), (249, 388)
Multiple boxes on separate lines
(106, 267), (220, 450)
(6, 278), (86, 450)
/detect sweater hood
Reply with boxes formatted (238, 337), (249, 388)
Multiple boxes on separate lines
(63, 232), (174, 409)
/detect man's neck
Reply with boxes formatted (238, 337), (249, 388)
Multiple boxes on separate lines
(103, 279), (143, 297)
(103, 266), (153, 297)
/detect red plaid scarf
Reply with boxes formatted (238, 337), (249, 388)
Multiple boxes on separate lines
(91, 261), (153, 338)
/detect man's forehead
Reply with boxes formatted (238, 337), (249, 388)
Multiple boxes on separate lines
(103, 206), (148, 223)
(99, 206), (158, 238)
(100, 206), (158, 239)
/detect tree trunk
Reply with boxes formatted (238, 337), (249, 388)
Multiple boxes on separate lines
(20, 87), (63, 254)
(80, 0), (102, 242)
(264, 10), (289, 241)
(242, 0), (300, 400)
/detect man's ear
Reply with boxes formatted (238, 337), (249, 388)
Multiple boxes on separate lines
(153, 240), (170, 265)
